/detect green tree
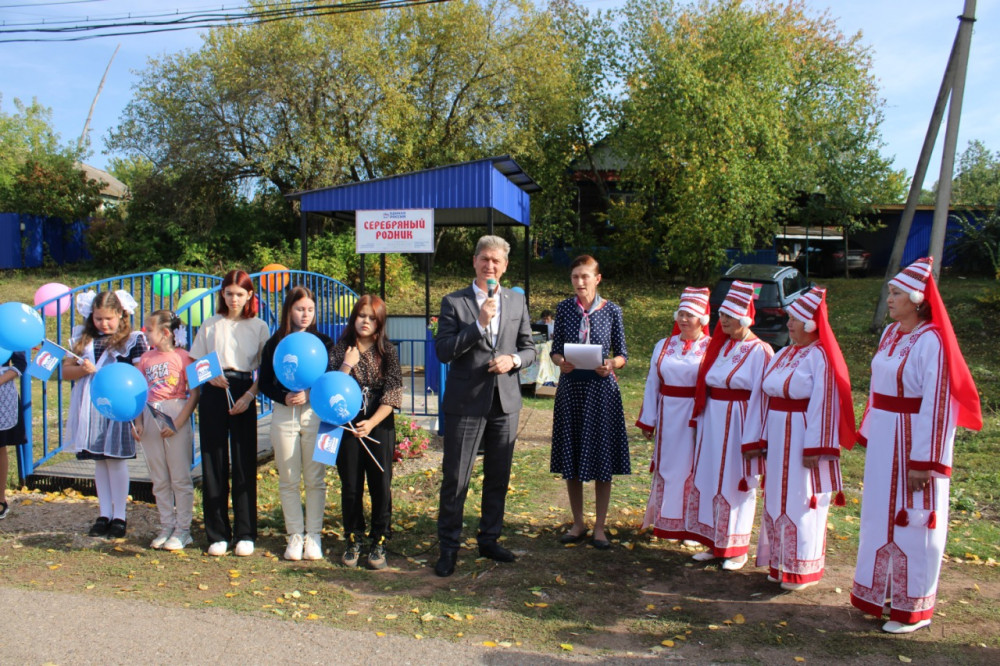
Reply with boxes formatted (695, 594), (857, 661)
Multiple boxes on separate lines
(108, 0), (578, 242)
(0, 96), (104, 221)
(952, 140), (1000, 207)
(611, 0), (902, 278)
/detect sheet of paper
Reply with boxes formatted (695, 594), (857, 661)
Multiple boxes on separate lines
(563, 343), (603, 370)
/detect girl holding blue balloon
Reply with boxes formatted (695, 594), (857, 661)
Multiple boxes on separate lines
(62, 290), (148, 538)
(1, 350), (28, 520)
(190, 270), (270, 557)
(259, 286), (335, 562)
(330, 294), (402, 570)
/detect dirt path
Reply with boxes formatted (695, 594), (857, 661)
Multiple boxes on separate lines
(2, 407), (1000, 663)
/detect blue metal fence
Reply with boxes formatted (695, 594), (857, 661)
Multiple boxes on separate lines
(16, 269), (444, 482)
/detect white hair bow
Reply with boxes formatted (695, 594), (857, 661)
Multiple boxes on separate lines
(74, 289), (139, 318)
(75, 290), (97, 318)
(173, 325), (188, 348)
(114, 290), (138, 315)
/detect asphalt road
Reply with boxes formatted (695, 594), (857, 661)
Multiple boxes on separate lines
(0, 585), (644, 665)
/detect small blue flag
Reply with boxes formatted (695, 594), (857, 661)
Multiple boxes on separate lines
(27, 340), (67, 380)
(312, 422), (343, 466)
(185, 351), (223, 389)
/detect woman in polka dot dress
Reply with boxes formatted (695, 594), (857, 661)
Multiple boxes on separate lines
(549, 255), (629, 550)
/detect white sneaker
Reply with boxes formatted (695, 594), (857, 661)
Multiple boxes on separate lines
(767, 574), (779, 583)
(234, 540), (254, 557)
(781, 580), (817, 591)
(722, 554), (748, 571)
(162, 531), (192, 551)
(284, 533), (304, 561)
(882, 619), (931, 634)
(302, 533), (323, 561)
(692, 550), (716, 561)
(207, 540), (228, 556)
(150, 528), (173, 550)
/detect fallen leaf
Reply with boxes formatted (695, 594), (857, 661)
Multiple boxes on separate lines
(646, 604), (656, 611)
(794, 658), (805, 663)
(560, 644), (574, 651)
(197, 583), (209, 591)
(375, 632), (385, 637)
(306, 613), (320, 620)
(898, 657), (912, 663)
(482, 641), (497, 647)
(733, 614), (746, 624)
(385, 614), (398, 620)
(661, 639), (675, 647)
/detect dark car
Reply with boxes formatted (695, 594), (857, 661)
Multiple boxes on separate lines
(794, 243), (871, 277)
(710, 264), (812, 349)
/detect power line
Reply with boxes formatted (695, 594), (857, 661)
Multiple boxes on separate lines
(0, 0), (108, 9)
(0, 0), (450, 42)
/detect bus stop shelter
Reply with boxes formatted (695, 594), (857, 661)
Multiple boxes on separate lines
(286, 155), (540, 314)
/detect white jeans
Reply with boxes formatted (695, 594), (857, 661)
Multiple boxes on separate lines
(270, 402), (327, 535)
(139, 399), (194, 531)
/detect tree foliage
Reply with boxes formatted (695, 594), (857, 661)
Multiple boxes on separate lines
(611, 0), (903, 277)
(108, 0), (577, 237)
(0, 96), (104, 221)
(951, 140), (1000, 207)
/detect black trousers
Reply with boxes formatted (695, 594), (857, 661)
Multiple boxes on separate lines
(336, 409), (395, 541)
(198, 379), (257, 544)
(437, 389), (518, 552)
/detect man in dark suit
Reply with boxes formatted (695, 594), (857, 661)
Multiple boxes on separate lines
(433, 235), (536, 577)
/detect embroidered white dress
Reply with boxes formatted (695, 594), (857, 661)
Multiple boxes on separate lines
(687, 336), (773, 557)
(851, 321), (957, 624)
(743, 341), (843, 583)
(638, 334), (710, 539)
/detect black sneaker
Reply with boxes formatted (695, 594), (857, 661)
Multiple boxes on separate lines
(108, 518), (127, 539)
(342, 534), (363, 568)
(88, 516), (111, 537)
(0, 501), (9, 520)
(367, 537), (387, 570)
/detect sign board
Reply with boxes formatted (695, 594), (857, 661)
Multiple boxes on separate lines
(355, 209), (434, 254)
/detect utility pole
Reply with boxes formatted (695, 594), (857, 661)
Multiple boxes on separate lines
(78, 44), (121, 153)
(870, 1), (976, 330)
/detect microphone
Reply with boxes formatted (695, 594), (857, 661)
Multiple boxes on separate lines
(487, 278), (497, 298)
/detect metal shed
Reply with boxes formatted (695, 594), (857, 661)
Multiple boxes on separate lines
(286, 155), (540, 308)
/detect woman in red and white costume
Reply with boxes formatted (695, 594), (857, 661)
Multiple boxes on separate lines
(687, 280), (774, 570)
(638, 287), (712, 543)
(851, 257), (981, 634)
(742, 287), (854, 590)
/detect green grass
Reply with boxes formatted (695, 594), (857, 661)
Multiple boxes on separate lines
(2, 263), (1000, 660)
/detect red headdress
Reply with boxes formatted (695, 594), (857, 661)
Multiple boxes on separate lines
(689, 281), (757, 424)
(890, 258), (982, 431)
(788, 287), (857, 449)
(670, 286), (711, 337)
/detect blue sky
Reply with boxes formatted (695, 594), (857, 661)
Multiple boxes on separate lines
(1, 0), (997, 188)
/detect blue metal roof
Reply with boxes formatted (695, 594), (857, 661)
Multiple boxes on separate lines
(287, 155), (539, 227)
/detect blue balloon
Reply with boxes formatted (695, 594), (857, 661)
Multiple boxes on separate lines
(90, 363), (148, 422)
(510, 286), (525, 294)
(0, 302), (45, 351)
(0, 346), (10, 365)
(273, 332), (328, 392)
(310, 371), (363, 426)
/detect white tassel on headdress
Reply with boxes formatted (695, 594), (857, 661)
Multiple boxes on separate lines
(909, 290), (925, 304)
(739, 316), (752, 327)
(700, 314), (710, 325)
(804, 319), (817, 333)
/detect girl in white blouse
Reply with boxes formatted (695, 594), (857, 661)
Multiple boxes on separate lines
(190, 270), (269, 557)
